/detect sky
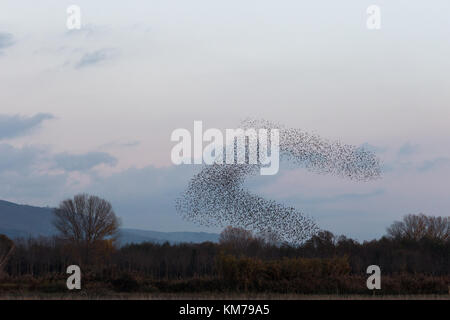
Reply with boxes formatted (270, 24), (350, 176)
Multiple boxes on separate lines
(1, 1), (450, 241)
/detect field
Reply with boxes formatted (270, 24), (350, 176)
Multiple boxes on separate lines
(0, 292), (449, 300)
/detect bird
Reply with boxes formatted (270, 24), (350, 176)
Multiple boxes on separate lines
(176, 118), (381, 245)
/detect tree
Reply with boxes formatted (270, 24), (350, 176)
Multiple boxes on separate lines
(53, 194), (120, 264)
(303, 230), (336, 257)
(0, 234), (14, 277)
(219, 226), (255, 253)
(220, 226), (253, 244)
(256, 228), (282, 246)
(386, 213), (449, 241)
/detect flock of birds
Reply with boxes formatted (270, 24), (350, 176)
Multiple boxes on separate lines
(176, 119), (381, 245)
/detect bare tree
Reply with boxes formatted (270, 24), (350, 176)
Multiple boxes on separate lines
(220, 226), (253, 243)
(219, 226), (255, 253)
(0, 234), (14, 277)
(387, 213), (449, 241)
(256, 228), (282, 246)
(53, 194), (120, 264)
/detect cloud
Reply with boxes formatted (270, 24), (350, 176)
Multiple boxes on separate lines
(0, 143), (117, 174)
(0, 144), (45, 174)
(0, 162), (199, 230)
(398, 142), (419, 156)
(0, 32), (14, 53)
(0, 113), (54, 139)
(285, 189), (385, 205)
(1, 153), (449, 240)
(75, 48), (116, 69)
(359, 142), (387, 154)
(0, 170), (68, 202)
(99, 140), (140, 149)
(418, 157), (450, 172)
(121, 140), (140, 147)
(80, 164), (386, 234)
(65, 24), (108, 38)
(53, 152), (118, 171)
(84, 165), (200, 231)
(0, 143), (119, 205)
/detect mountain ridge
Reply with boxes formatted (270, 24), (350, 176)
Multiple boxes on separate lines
(0, 199), (219, 244)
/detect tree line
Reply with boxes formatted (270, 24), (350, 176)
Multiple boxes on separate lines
(0, 194), (448, 294)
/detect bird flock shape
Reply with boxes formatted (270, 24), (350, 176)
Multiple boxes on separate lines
(176, 119), (382, 245)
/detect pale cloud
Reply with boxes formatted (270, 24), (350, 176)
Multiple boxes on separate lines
(75, 48), (117, 69)
(0, 113), (54, 139)
(53, 151), (118, 171)
(398, 143), (419, 157)
(418, 157), (450, 172)
(0, 143), (45, 174)
(0, 32), (14, 53)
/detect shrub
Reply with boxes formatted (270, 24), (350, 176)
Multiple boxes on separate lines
(111, 273), (140, 292)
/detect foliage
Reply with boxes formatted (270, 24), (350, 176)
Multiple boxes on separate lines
(1, 214), (448, 294)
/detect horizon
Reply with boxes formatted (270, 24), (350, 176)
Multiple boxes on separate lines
(0, 197), (443, 243)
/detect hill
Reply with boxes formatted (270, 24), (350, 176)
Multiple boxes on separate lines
(119, 228), (219, 244)
(0, 200), (55, 238)
(0, 199), (218, 244)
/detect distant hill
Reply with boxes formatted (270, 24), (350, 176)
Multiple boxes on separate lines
(119, 228), (219, 245)
(0, 200), (55, 238)
(0, 199), (219, 244)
